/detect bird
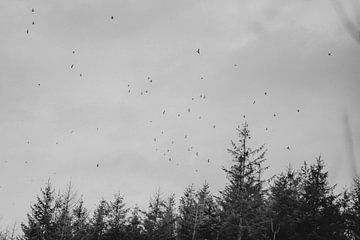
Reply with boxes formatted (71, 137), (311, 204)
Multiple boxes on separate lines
(265, 128), (268, 131)
(168, 158), (171, 162)
(26, 141), (30, 144)
(192, 97), (195, 101)
(70, 130), (74, 134)
(127, 84), (130, 87)
(273, 113), (276, 117)
(145, 90), (148, 93)
(198, 116), (202, 119)
(200, 77), (204, 79)
(96, 164), (99, 167)
(213, 125), (216, 128)
(234, 64), (238, 67)
(37, 83), (40, 86)
(196, 152), (199, 156)
(80, 73), (82, 77)
(31, 8), (35, 13)
(150, 79), (153, 83)
(178, 114), (181, 117)
(253, 100), (256, 104)
(197, 48), (200, 54)
(188, 108), (191, 113)
(72, 50), (75, 54)
(207, 159), (210, 163)
(185, 135), (187, 139)
(163, 110), (166, 115)
(297, 109), (300, 113)
(286, 146), (290, 150)
(328, 52), (331, 56)
(111, 16), (114, 19)
(243, 115), (246, 118)
(171, 141), (174, 144)
(55, 142), (59, 145)
(264, 92), (267, 95)
(26, 29), (29, 34)
(128, 89), (130, 93)
(32, 21), (35, 25)
(70, 64), (74, 68)
(153, 138), (156, 142)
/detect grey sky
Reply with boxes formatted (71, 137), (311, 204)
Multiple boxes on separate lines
(1, 0), (360, 229)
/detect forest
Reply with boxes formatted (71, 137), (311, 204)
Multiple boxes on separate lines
(1, 124), (359, 240)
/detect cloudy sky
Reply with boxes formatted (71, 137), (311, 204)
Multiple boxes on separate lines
(1, 0), (360, 229)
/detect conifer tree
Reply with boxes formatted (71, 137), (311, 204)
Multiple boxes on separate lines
(89, 199), (110, 240)
(106, 193), (129, 239)
(345, 176), (360, 239)
(143, 189), (166, 240)
(219, 123), (269, 240)
(125, 206), (144, 240)
(177, 185), (197, 240)
(21, 180), (57, 240)
(72, 198), (89, 240)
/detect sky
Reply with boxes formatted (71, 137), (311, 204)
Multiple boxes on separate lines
(1, 0), (360, 230)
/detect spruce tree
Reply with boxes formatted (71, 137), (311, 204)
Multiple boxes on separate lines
(89, 199), (110, 240)
(106, 193), (129, 239)
(177, 185), (197, 240)
(345, 176), (360, 239)
(219, 123), (269, 240)
(21, 180), (57, 240)
(143, 189), (166, 240)
(72, 198), (89, 240)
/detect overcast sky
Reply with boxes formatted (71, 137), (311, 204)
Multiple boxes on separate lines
(1, 0), (360, 229)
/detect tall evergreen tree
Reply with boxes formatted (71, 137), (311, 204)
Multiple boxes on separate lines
(72, 198), (89, 240)
(177, 185), (197, 240)
(125, 206), (144, 240)
(296, 157), (346, 240)
(105, 193), (129, 239)
(219, 123), (269, 240)
(89, 199), (110, 240)
(344, 176), (360, 239)
(268, 167), (302, 240)
(21, 180), (57, 240)
(143, 189), (166, 240)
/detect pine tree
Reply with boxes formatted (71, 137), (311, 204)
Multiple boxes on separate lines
(21, 180), (57, 240)
(219, 123), (269, 240)
(143, 189), (166, 240)
(177, 185), (197, 240)
(72, 198), (89, 240)
(344, 176), (360, 239)
(89, 199), (110, 240)
(125, 206), (144, 240)
(296, 157), (346, 240)
(54, 183), (77, 240)
(105, 193), (129, 239)
(195, 182), (221, 240)
(268, 167), (301, 240)
(161, 194), (177, 240)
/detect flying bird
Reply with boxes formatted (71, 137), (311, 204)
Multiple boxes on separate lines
(31, 8), (35, 13)
(188, 108), (191, 113)
(297, 109), (300, 113)
(253, 100), (256, 104)
(197, 48), (200, 54)
(26, 29), (29, 34)
(111, 16), (114, 19)
(213, 125), (216, 128)
(80, 73), (82, 77)
(70, 64), (74, 68)
(96, 164), (99, 167)
(264, 92), (267, 95)
(328, 52), (331, 56)
(32, 21), (35, 25)
(72, 51), (75, 54)
(286, 146), (290, 150)
(207, 159), (210, 163)
(163, 110), (166, 115)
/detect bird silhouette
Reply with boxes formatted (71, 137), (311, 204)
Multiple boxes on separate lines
(297, 109), (300, 112)
(266, 128), (268, 131)
(72, 51), (75, 54)
(26, 29), (29, 34)
(153, 138), (156, 142)
(207, 159), (210, 163)
(31, 8), (35, 13)
(286, 146), (290, 150)
(70, 64), (74, 68)
(328, 52), (331, 56)
(37, 83), (40, 86)
(188, 108), (191, 112)
(163, 110), (166, 115)
(111, 16), (114, 19)
(32, 21), (35, 25)
(80, 73), (82, 77)
(253, 100), (256, 104)
(196, 152), (199, 156)
(213, 125), (216, 128)
(264, 92), (267, 95)
(96, 164), (99, 167)
(197, 48), (200, 54)
(273, 114), (276, 117)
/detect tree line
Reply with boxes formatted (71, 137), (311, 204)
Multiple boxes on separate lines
(1, 123), (359, 240)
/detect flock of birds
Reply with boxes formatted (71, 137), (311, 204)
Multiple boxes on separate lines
(19, 8), (335, 174)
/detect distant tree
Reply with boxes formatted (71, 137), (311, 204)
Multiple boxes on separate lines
(143, 189), (166, 240)
(296, 157), (347, 240)
(177, 185), (197, 240)
(268, 167), (302, 240)
(105, 193), (129, 239)
(194, 182), (221, 240)
(54, 183), (77, 240)
(345, 176), (360, 239)
(89, 199), (110, 240)
(21, 180), (57, 240)
(72, 198), (90, 240)
(125, 206), (144, 240)
(219, 123), (269, 240)
(161, 194), (177, 240)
